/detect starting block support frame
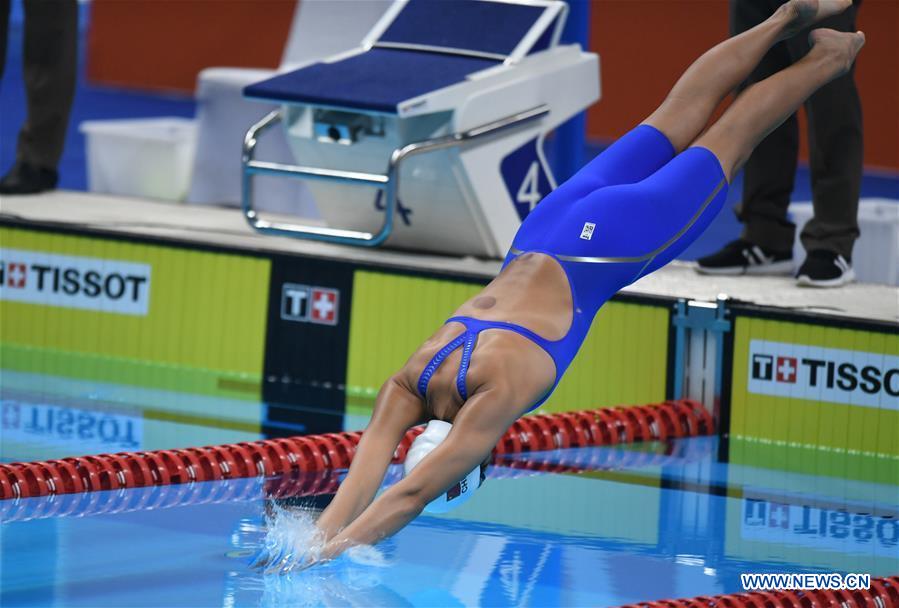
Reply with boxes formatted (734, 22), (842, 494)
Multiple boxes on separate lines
(241, 105), (550, 247)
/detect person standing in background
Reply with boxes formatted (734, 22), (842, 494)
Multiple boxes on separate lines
(696, 0), (862, 287)
(0, 0), (78, 195)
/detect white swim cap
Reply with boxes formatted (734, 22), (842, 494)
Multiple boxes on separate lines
(403, 420), (484, 514)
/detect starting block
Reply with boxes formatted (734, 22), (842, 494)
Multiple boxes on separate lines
(242, 0), (600, 257)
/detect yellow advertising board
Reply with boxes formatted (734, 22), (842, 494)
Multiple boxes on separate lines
(729, 316), (899, 483)
(0, 227), (270, 400)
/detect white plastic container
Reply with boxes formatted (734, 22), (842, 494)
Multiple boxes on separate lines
(790, 198), (899, 285)
(80, 117), (197, 202)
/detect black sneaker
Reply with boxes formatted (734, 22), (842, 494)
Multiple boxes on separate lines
(696, 239), (794, 276)
(0, 161), (59, 195)
(796, 250), (855, 287)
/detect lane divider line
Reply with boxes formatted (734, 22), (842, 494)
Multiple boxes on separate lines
(0, 400), (713, 501)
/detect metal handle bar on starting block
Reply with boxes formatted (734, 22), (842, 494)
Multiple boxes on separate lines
(241, 105), (550, 247)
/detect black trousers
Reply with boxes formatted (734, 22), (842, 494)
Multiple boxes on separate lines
(0, 0), (78, 170)
(731, 0), (863, 259)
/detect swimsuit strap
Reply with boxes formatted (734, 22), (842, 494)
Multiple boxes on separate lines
(446, 316), (558, 355)
(456, 331), (477, 401)
(416, 319), (481, 401)
(418, 312), (573, 407)
(448, 315), (567, 413)
(417, 332), (467, 399)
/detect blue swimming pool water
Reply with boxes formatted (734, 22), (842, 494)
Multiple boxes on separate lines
(2, 371), (897, 607)
(0, 369), (335, 463)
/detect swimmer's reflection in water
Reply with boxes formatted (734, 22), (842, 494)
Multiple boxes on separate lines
(249, 0), (865, 573)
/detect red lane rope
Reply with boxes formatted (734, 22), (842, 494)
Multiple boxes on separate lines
(0, 400), (713, 501)
(618, 576), (899, 608)
(0, 431), (718, 523)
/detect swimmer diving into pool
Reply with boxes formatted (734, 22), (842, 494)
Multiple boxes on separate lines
(256, 0), (864, 571)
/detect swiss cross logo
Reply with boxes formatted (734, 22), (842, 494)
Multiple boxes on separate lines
(2, 262), (27, 288)
(280, 283), (339, 325)
(310, 288), (338, 325)
(776, 356), (797, 383)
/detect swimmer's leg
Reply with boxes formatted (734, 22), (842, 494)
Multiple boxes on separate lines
(622, 28), (863, 280)
(643, 0), (852, 153)
(530, 124), (677, 217)
(693, 28), (864, 181)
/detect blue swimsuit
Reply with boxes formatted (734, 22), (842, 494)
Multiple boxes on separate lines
(417, 125), (729, 412)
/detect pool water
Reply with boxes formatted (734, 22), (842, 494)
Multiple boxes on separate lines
(2, 371), (897, 607)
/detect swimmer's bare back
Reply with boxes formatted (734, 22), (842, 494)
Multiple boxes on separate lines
(397, 253), (571, 422)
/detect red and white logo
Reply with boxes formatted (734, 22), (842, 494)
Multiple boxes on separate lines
(4, 262), (27, 288)
(776, 356), (797, 383)
(310, 288), (339, 325)
(280, 283), (340, 326)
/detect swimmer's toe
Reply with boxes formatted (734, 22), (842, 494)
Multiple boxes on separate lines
(782, 0), (852, 39)
(813, 0), (852, 21)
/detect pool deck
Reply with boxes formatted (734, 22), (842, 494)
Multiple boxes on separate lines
(2, 190), (897, 325)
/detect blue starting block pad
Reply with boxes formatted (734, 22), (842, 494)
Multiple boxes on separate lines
(244, 49), (499, 114)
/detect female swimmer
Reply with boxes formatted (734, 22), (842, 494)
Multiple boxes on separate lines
(261, 0), (865, 571)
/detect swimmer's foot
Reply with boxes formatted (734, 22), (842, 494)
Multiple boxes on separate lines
(776, 0), (852, 40)
(807, 28), (866, 78)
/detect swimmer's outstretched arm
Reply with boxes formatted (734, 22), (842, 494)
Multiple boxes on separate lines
(316, 384), (521, 562)
(315, 375), (424, 540)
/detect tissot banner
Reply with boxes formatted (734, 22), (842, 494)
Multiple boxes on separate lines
(0, 248), (151, 316)
(747, 339), (899, 409)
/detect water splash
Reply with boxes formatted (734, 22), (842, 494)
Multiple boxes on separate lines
(245, 504), (391, 576)
(248, 504), (325, 573)
(226, 506), (394, 606)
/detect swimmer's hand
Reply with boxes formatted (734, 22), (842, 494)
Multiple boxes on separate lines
(247, 538), (352, 574)
(248, 541), (327, 574)
(247, 505), (327, 574)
